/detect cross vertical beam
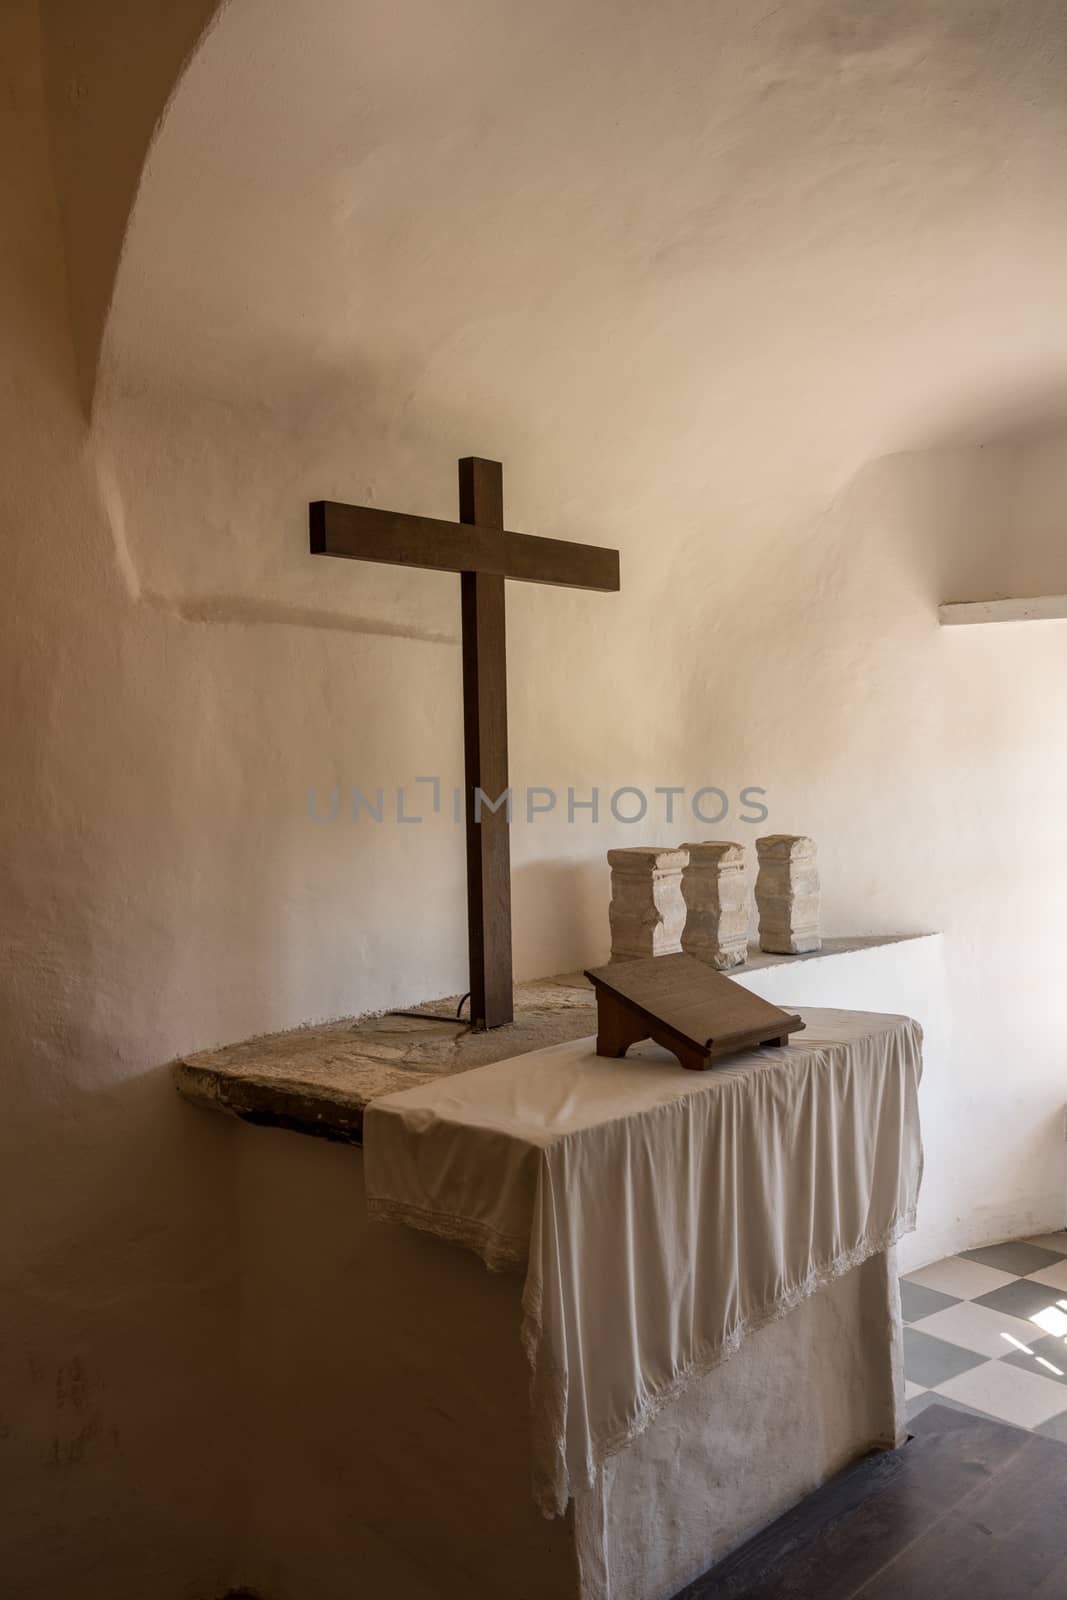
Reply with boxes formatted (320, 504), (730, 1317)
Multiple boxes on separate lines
(459, 458), (514, 1028)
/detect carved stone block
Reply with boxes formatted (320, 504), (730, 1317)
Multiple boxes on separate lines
(680, 841), (749, 970)
(608, 847), (688, 961)
(755, 835), (821, 954)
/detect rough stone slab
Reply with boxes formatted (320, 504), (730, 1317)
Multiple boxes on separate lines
(175, 975), (599, 1144)
(175, 939), (927, 1144)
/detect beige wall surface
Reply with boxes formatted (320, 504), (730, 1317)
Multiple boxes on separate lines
(5, 0), (1067, 1592)
(1, 4), (240, 1595)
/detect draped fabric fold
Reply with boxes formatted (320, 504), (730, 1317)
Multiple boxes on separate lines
(365, 1008), (923, 1517)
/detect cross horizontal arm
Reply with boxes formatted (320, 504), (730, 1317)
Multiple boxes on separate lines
(310, 500), (619, 592)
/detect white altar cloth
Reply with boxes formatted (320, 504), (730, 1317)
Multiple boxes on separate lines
(364, 1007), (923, 1517)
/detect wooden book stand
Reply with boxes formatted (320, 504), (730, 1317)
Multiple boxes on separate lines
(583, 953), (805, 1071)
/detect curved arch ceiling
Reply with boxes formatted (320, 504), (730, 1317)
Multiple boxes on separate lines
(95, 0), (1067, 612)
(40, 0), (222, 406)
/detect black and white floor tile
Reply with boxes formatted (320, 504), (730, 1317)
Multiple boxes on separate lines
(902, 1232), (1067, 1441)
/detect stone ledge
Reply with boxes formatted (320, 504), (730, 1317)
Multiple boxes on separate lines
(175, 974), (598, 1144)
(175, 936), (933, 1144)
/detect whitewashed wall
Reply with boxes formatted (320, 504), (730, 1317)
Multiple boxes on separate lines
(0, 6), (239, 1594)
(98, 0), (1067, 1244)
(5, 0), (1067, 1590)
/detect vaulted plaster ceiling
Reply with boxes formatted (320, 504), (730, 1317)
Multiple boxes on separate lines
(43, 0), (1067, 620)
(81, 0), (1067, 435)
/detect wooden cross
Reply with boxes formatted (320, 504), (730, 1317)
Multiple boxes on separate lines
(310, 458), (620, 1029)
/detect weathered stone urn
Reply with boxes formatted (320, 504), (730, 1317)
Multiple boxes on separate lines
(679, 841), (749, 969)
(607, 847), (688, 961)
(755, 835), (821, 955)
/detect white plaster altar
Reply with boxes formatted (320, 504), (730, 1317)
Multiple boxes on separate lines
(363, 1004), (920, 1592)
(234, 1134), (903, 1600)
(176, 932), (945, 1597)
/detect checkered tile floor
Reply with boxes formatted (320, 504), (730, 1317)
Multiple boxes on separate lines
(903, 1232), (1067, 1440)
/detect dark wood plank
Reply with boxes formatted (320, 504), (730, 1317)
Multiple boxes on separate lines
(676, 1407), (1041, 1600)
(310, 499), (619, 591)
(868, 1426), (1067, 1600)
(460, 460), (513, 1029)
(676, 1448), (917, 1600)
(1032, 1554), (1067, 1597)
(859, 1407), (1067, 1600)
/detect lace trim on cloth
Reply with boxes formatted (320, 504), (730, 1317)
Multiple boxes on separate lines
(520, 1208), (917, 1519)
(366, 1195), (527, 1273)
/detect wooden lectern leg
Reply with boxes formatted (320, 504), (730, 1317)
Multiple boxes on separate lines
(653, 1029), (712, 1072)
(595, 996), (715, 1071)
(596, 996), (649, 1059)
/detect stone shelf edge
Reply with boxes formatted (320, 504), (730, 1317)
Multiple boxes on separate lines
(174, 935), (937, 1145)
(939, 595), (1067, 625)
